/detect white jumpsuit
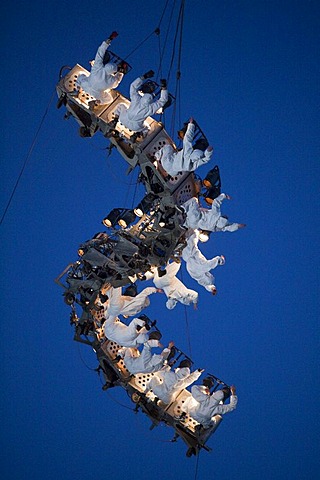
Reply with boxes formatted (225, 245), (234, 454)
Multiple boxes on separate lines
(104, 286), (158, 317)
(147, 366), (202, 404)
(145, 262), (198, 310)
(182, 231), (223, 292)
(115, 76), (169, 132)
(155, 122), (213, 176)
(183, 194), (241, 232)
(183, 386), (238, 427)
(102, 316), (148, 347)
(76, 41), (123, 103)
(119, 340), (171, 375)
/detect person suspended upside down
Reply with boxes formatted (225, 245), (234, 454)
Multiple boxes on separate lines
(73, 32), (125, 108)
(101, 284), (162, 318)
(110, 70), (168, 139)
(182, 230), (225, 295)
(102, 315), (151, 348)
(182, 193), (246, 232)
(113, 332), (175, 375)
(154, 118), (213, 176)
(144, 261), (198, 310)
(182, 377), (238, 428)
(145, 359), (203, 405)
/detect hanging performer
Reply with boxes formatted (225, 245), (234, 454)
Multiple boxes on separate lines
(154, 118), (213, 176)
(110, 71), (168, 137)
(182, 378), (238, 428)
(101, 285), (162, 318)
(146, 359), (203, 405)
(74, 32), (124, 107)
(114, 334), (175, 375)
(144, 261), (198, 310)
(182, 193), (246, 232)
(102, 315), (150, 347)
(182, 230), (225, 295)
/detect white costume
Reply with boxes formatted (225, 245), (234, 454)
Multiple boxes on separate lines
(147, 366), (202, 404)
(183, 387), (238, 427)
(182, 230), (224, 292)
(118, 340), (171, 375)
(183, 194), (241, 232)
(155, 122), (213, 176)
(115, 76), (168, 132)
(145, 262), (198, 310)
(104, 286), (158, 317)
(76, 40), (123, 103)
(103, 316), (148, 347)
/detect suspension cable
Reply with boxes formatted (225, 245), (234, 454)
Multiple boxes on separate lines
(178, 265), (193, 358)
(0, 89), (56, 227)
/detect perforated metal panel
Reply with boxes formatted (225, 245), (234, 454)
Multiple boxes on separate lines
(165, 390), (199, 432)
(129, 372), (156, 393)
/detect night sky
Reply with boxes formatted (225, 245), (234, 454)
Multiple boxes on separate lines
(1, 1), (319, 479)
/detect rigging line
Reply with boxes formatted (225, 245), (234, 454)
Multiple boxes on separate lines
(167, 0), (184, 84)
(0, 89), (56, 227)
(77, 342), (98, 371)
(178, 266), (193, 358)
(157, 0), (170, 29)
(106, 391), (136, 411)
(156, 0), (177, 81)
(194, 449), (201, 480)
(123, 30), (157, 60)
(104, 153), (139, 187)
(130, 169), (140, 210)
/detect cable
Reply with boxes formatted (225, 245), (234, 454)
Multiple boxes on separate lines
(178, 266), (193, 358)
(77, 342), (98, 371)
(194, 450), (201, 480)
(0, 89), (56, 226)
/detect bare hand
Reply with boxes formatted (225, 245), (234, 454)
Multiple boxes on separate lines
(230, 385), (236, 395)
(207, 146), (213, 152)
(225, 194), (231, 200)
(156, 288), (164, 293)
(193, 303), (198, 310)
(238, 223), (246, 229)
(168, 341), (175, 348)
(189, 117), (194, 123)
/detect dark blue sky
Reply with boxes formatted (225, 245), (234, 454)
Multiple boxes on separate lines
(1, 1), (319, 479)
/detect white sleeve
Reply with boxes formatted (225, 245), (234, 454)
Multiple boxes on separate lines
(130, 76), (144, 101)
(94, 41), (109, 68)
(148, 88), (169, 115)
(213, 395), (238, 414)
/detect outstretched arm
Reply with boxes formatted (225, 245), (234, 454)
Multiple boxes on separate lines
(148, 88), (169, 115)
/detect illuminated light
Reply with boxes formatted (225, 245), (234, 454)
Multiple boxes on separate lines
(102, 208), (122, 227)
(78, 248), (85, 256)
(203, 166), (220, 189)
(118, 209), (136, 228)
(134, 193), (157, 217)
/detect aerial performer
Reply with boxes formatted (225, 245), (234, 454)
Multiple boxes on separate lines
(182, 193), (246, 232)
(182, 230), (225, 294)
(182, 378), (238, 428)
(146, 359), (203, 405)
(101, 284), (162, 318)
(144, 261), (198, 310)
(154, 118), (213, 176)
(102, 315), (152, 347)
(74, 32), (125, 107)
(109, 70), (168, 138)
(114, 333), (175, 375)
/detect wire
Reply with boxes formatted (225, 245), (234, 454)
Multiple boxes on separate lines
(194, 450), (201, 480)
(178, 266), (193, 358)
(0, 89), (56, 226)
(77, 342), (98, 371)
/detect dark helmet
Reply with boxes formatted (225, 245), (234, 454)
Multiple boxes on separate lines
(123, 284), (138, 297)
(221, 386), (231, 401)
(202, 377), (214, 389)
(141, 81), (156, 94)
(117, 60), (129, 74)
(193, 138), (209, 152)
(103, 51), (111, 66)
(178, 359), (192, 369)
(149, 330), (162, 341)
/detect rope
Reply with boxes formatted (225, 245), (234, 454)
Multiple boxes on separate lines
(155, 0), (177, 81)
(0, 89), (56, 226)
